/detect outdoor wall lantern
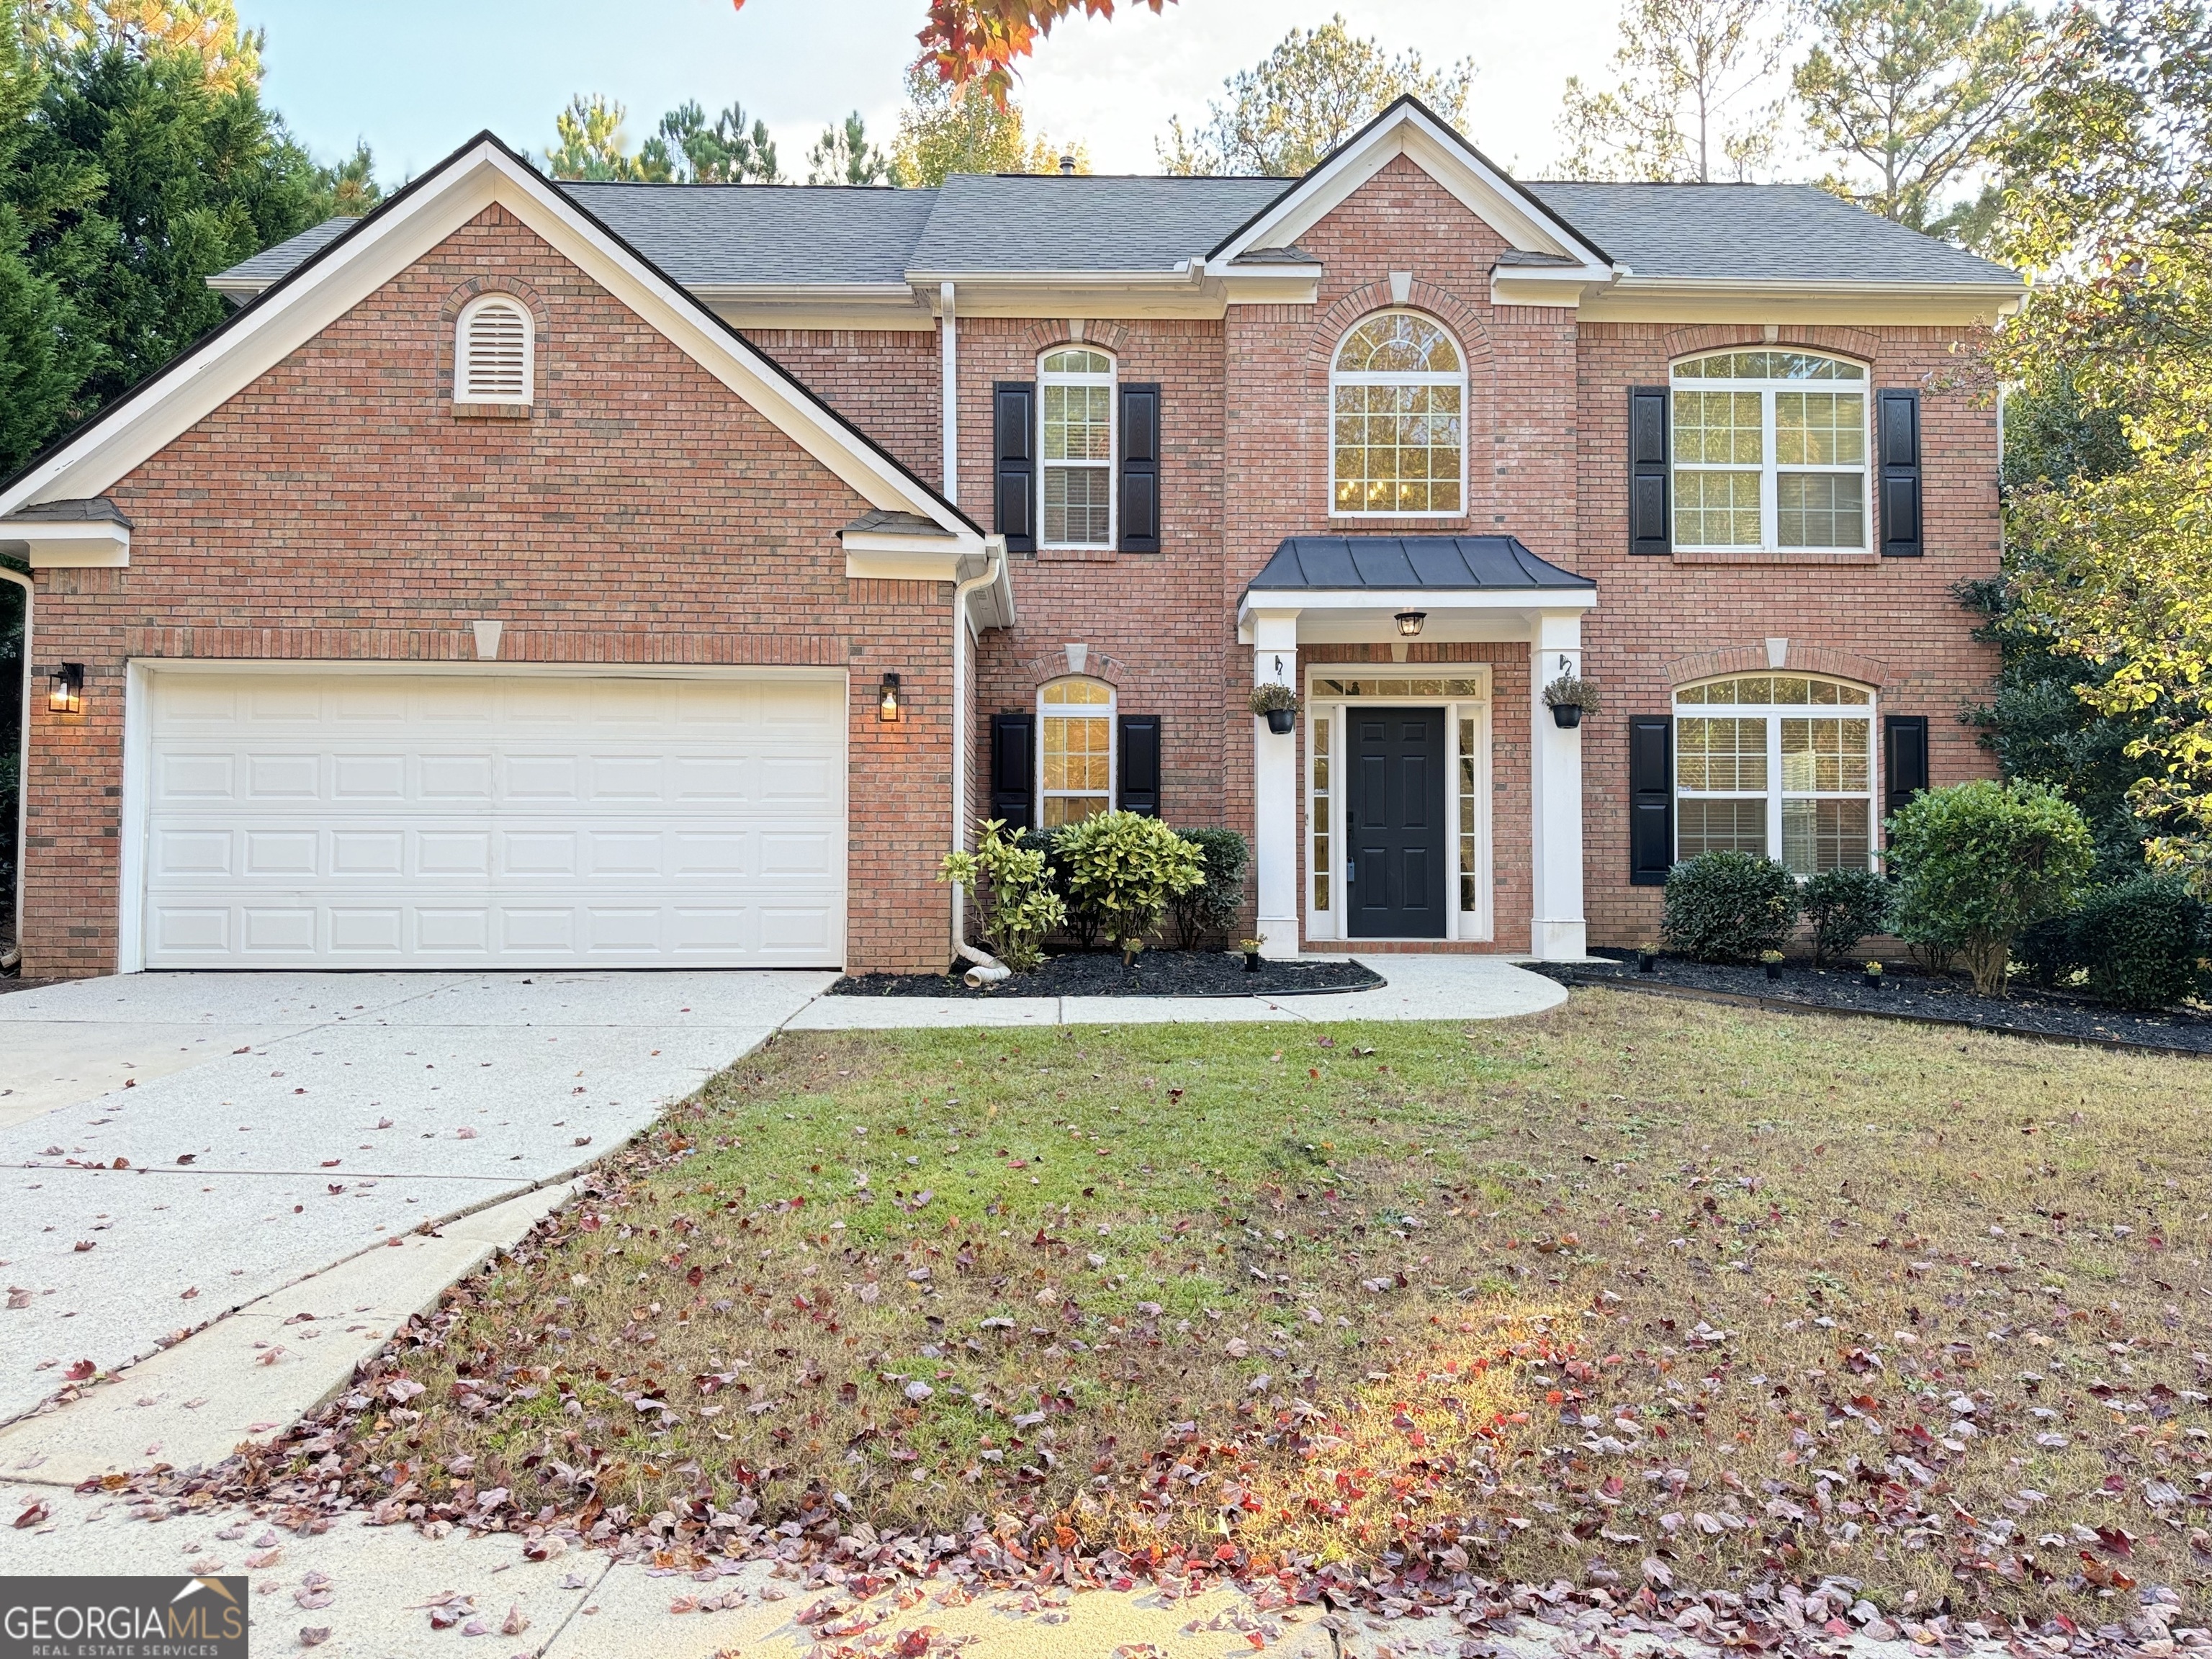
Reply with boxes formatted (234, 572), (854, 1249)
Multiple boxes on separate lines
(1394, 611), (1427, 637)
(48, 662), (84, 716)
(878, 671), (902, 724)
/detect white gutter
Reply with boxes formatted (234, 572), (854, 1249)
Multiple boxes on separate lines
(1, 565), (29, 972)
(950, 537), (1010, 986)
(940, 282), (957, 503)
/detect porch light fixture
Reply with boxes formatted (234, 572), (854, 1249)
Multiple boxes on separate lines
(48, 662), (84, 716)
(1395, 611), (1426, 637)
(878, 671), (902, 723)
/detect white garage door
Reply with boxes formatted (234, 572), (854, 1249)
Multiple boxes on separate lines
(138, 670), (847, 968)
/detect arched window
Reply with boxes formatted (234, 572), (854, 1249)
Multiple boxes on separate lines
(1671, 349), (1866, 551)
(1331, 311), (1465, 516)
(1038, 677), (1115, 826)
(455, 295), (533, 405)
(1673, 674), (1876, 875)
(1039, 348), (1115, 548)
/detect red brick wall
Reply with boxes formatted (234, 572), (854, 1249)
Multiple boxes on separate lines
(740, 327), (943, 490)
(1572, 322), (2002, 945)
(21, 205), (960, 978)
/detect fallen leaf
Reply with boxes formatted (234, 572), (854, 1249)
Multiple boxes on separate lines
(14, 1501), (50, 1529)
(298, 1627), (331, 1647)
(179, 1287), (199, 1300)
(501, 1603), (529, 1635)
(72, 1241), (95, 1253)
(64, 1359), (95, 1381)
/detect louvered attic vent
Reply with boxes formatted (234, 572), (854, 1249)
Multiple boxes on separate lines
(456, 296), (531, 404)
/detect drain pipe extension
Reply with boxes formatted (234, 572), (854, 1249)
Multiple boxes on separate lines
(950, 541), (1010, 988)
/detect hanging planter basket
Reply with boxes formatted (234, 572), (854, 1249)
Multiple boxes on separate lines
(1542, 669), (1601, 731)
(1249, 683), (1300, 735)
(1264, 707), (1298, 734)
(1550, 702), (1583, 729)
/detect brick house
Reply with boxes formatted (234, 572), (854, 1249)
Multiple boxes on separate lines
(0, 101), (2023, 978)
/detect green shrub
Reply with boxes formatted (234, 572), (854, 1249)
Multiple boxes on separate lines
(1054, 809), (1206, 950)
(1661, 852), (1799, 963)
(1884, 778), (2095, 997)
(2074, 874), (2211, 1010)
(1800, 865), (1891, 969)
(1170, 827), (1249, 950)
(939, 819), (1066, 973)
(2015, 912), (2082, 989)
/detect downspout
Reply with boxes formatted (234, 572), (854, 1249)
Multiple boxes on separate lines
(0, 563), (30, 974)
(951, 540), (1009, 986)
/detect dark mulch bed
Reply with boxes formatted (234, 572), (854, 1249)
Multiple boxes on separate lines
(831, 948), (1385, 999)
(1543, 948), (2212, 1055)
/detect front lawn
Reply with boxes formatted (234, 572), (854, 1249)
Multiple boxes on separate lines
(295, 992), (2211, 1624)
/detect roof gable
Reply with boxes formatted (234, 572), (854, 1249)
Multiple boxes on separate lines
(1207, 97), (1614, 279)
(0, 132), (979, 540)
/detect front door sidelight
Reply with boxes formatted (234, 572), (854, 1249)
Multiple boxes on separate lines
(1346, 708), (1446, 938)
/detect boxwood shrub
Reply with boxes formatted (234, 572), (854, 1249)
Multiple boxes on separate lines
(2074, 874), (2211, 1010)
(1661, 851), (1799, 963)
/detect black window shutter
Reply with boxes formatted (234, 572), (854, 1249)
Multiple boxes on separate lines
(1878, 389), (1922, 557)
(989, 712), (1035, 828)
(1629, 714), (1674, 886)
(1118, 714), (1161, 816)
(1628, 387), (1671, 555)
(1883, 714), (1928, 822)
(992, 382), (1035, 553)
(1118, 382), (1161, 553)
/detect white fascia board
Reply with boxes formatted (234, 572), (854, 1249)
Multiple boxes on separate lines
(0, 518), (131, 567)
(1213, 267), (1323, 307)
(1, 142), (974, 543)
(1210, 106), (1611, 271)
(904, 263), (1205, 288)
(1581, 275), (2028, 325)
(1235, 584), (1597, 642)
(842, 526), (988, 583)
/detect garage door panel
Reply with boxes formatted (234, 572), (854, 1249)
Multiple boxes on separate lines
(142, 672), (846, 968)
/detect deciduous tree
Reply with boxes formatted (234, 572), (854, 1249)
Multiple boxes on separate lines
(1156, 15), (1472, 177)
(891, 57), (1082, 184)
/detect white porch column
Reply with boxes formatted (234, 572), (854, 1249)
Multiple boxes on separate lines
(1528, 610), (1588, 960)
(1250, 610), (1302, 960)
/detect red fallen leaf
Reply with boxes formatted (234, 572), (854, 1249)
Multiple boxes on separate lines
(176, 1154), (195, 1165)
(500, 1604), (529, 1636)
(7, 1290), (32, 1308)
(573, 1136), (592, 1146)
(73, 1241), (95, 1252)
(580, 1214), (603, 1231)
(298, 1629), (331, 1648)
(122, 1079), (135, 1089)
(65, 1359), (95, 1381)
(2095, 1526), (2136, 1556)
(385, 1238), (404, 1248)
(112, 1157), (128, 1169)
(320, 1159), (340, 1169)
(14, 1501), (50, 1529)
(327, 1184), (345, 1195)
(686, 1266), (704, 1287)
(255, 1346), (287, 1367)
(180, 1287), (199, 1300)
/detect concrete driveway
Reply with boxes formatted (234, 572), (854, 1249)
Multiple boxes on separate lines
(0, 970), (832, 1425)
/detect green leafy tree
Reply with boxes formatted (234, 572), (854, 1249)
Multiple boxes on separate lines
(312, 139), (381, 215)
(1157, 15), (1473, 177)
(891, 57), (1082, 183)
(1983, 0), (2212, 891)
(546, 92), (644, 181)
(1886, 778), (2096, 995)
(639, 99), (781, 183)
(26, 0), (261, 93)
(1793, 0), (2042, 237)
(806, 111), (900, 185)
(1556, 0), (1788, 181)
(0, 0), (92, 472)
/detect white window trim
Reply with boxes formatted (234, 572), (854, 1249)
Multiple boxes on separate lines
(1669, 351), (1871, 554)
(1328, 310), (1470, 521)
(1671, 675), (1879, 875)
(455, 294), (534, 405)
(1303, 669), (1492, 943)
(1037, 348), (1116, 551)
(1037, 676), (1116, 826)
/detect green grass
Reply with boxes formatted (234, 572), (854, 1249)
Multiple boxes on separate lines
(314, 992), (2212, 1622)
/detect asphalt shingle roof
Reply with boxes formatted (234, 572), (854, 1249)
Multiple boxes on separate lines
(212, 173), (2018, 292)
(1524, 181), (2016, 284)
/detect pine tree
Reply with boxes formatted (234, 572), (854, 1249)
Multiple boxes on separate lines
(1555, 0), (1787, 181)
(638, 99), (781, 183)
(806, 111), (899, 186)
(0, 0), (91, 472)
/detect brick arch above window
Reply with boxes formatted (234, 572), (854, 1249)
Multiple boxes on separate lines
(439, 274), (551, 330)
(1659, 322), (1881, 368)
(1017, 644), (1128, 688)
(1018, 318), (1133, 357)
(1308, 281), (1491, 370)
(1663, 642), (1892, 690)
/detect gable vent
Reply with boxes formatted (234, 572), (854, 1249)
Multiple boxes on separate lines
(456, 296), (532, 404)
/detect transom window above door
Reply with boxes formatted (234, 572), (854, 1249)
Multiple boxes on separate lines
(1039, 676), (1114, 826)
(1671, 349), (1867, 552)
(1331, 311), (1465, 517)
(1040, 349), (1115, 548)
(1674, 674), (1876, 876)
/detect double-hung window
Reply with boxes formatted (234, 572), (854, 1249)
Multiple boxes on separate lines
(1040, 349), (1114, 549)
(1331, 311), (1465, 516)
(1671, 351), (1868, 552)
(1674, 675), (1876, 875)
(1038, 677), (1114, 826)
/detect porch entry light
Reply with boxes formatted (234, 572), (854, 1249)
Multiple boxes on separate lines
(48, 662), (84, 715)
(878, 671), (902, 723)
(1395, 611), (1426, 637)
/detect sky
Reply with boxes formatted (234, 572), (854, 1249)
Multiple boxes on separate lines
(243, 0), (1649, 186)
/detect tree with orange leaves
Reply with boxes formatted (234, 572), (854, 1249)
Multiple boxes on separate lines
(730, 0), (1169, 99)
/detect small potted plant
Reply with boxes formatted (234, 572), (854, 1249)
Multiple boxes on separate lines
(1239, 936), (1266, 972)
(1542, 669), (1602, 731)
(1249, 683), (1300, 734)
(1120, 935), (1146, 973)
(1862, 958), (1884, 989)
(1637, 941), (1658, 974)
(1760, 948), (1784, 982)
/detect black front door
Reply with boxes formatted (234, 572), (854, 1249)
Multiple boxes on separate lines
(1347, 708), (1446, 938)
